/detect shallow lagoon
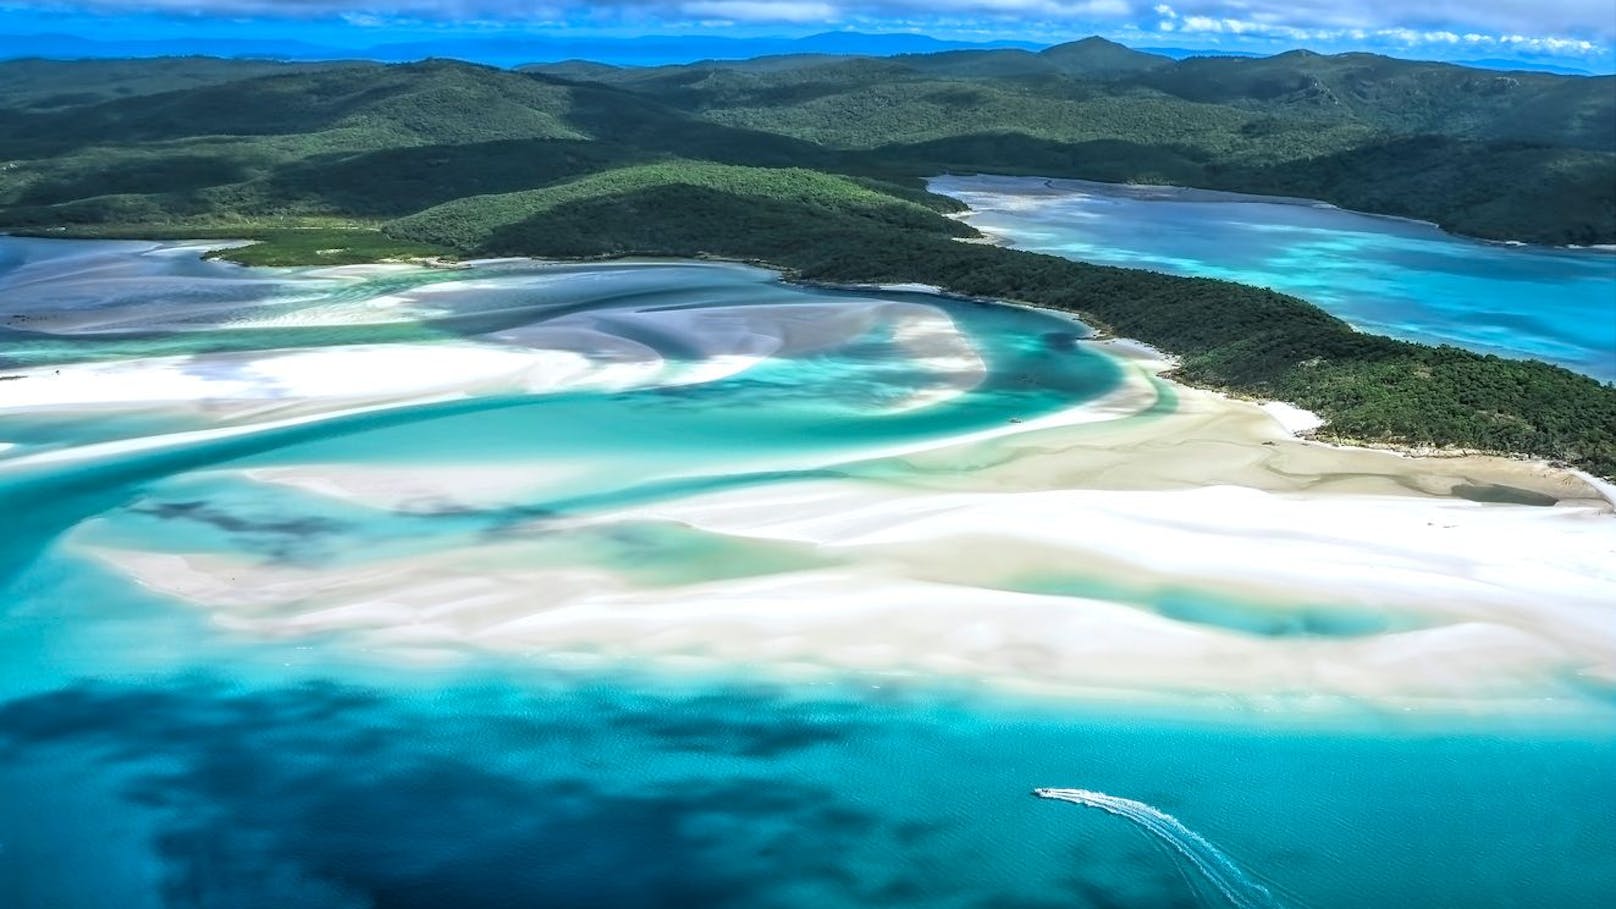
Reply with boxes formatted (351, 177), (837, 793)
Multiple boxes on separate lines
(1, 238), (1613, 908)
(931, 175), (1616, 382)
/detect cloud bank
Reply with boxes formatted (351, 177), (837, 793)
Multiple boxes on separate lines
(19, 0), (1610, 36)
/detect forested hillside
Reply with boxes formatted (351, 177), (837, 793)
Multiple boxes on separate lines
(550, 40), (1614, 243)
(3, 43), (1613, 241)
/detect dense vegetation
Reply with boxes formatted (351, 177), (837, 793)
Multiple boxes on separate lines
(1, 47), (1612, 473)
(388, 161), (972, 251)
(2, 42), (1613, 242)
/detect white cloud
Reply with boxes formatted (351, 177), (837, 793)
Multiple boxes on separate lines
(1161, 13), (1606, 58)
(1139, 1), (1614, 42)
(680, 0), (836, 20)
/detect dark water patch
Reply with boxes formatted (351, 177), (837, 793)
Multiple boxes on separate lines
(82, 466), (836, 584)
(1042, 331), (1082, 351)
(608, 693), (863, 758)
(0, 680), (928, 909)
(0, 391), (553, 586)
(131, 500), (349, 562)
(470, 503), (562, 533)
(1449, 483), (1559, 507)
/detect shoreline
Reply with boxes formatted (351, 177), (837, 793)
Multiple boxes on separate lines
(823, 271), (1608, 498)
(5, 235), (1607, 493)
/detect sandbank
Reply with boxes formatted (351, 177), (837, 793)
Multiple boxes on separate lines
(85, 473), (1616, 716)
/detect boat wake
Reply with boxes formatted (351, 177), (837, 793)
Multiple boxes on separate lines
(1034, 787), (1284, 909)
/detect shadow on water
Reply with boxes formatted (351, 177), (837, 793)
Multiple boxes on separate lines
(0, 678), (963, 909)
(1447, 483), (1559, 507)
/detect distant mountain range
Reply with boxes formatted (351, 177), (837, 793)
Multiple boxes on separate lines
(0, 31), (1038, 68)
(0, 30), (1599, 76)
(1448, 58), (1596, 76)
(1136, 47), (1593, 75)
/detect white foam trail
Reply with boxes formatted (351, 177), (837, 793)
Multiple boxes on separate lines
(1033, 788), (1284, 909)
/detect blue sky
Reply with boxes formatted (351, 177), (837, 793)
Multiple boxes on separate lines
(1, 1), (1612, 71)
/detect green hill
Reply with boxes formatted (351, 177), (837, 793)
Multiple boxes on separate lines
(2, 50), (1611, 242)
(553, 47), (1614, 243)
(0, 60), (580, 157)
(887, 37), (1170, 80)
(0, 60), (842, 226)
(1219, 136), (1616, 245)
(1133, 51), (1616, 150)
(1038, 37), (1173, 78)
(387, 161), (970, 256)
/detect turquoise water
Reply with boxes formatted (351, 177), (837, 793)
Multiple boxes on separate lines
(932, 175), (1616, 382)
(2, 239), (1613, 908)
(3, 665), (1612, 909)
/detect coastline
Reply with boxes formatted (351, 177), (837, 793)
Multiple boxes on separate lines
(6, 235), (1605, 494)
(828, 269), (1610, 492)
(917, 174), (1615, 476)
